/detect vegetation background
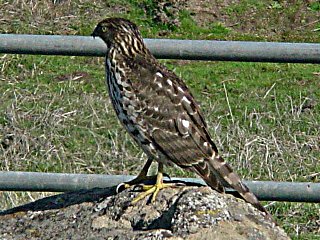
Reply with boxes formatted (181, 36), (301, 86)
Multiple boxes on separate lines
(0, 0), (319, 239)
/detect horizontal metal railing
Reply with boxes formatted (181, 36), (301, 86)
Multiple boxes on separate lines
(0, 34), (320, 63)
(0, 34), (319, 203)
(1, 171), (319, 202)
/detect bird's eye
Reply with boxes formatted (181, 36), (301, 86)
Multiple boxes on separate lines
(102, 26), (107, 32)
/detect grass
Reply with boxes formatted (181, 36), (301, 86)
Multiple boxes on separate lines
(0, 0), (319, 239)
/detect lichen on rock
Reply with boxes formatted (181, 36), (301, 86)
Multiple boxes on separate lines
(0, 185), (289, 239)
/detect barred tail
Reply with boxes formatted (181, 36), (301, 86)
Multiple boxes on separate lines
(192, 154), (272, 220)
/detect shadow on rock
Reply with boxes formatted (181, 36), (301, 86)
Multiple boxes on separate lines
(0, 186), (117, 215)
(0, 185), (290, 239)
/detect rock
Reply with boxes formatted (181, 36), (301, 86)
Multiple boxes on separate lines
(0, 185), (289, 239)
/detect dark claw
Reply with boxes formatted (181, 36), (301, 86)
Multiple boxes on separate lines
(163, 172), (171, 180)
(116, 183), (126, 193)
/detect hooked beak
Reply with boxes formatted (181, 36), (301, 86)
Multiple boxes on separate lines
(91, 27), (98, 38)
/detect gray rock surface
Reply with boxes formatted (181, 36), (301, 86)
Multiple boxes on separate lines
(0, 185), (289, 239)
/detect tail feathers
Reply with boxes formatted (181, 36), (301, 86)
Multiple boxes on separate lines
(194, 154), (273, 220)
(192, 161), (224, 193)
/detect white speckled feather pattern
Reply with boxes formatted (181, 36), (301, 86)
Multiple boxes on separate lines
(92, 17), (272, 220)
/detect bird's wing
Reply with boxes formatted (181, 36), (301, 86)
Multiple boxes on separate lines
(125, 55), (225, 192)
(125, 54), (270, 217)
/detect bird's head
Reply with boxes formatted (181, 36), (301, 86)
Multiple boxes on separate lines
(92, 18), (145, 51)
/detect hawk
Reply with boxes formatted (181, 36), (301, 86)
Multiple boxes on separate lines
(92, 18), (271, 218)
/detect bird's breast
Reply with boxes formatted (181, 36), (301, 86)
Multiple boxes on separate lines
(105, 58), (159, 158)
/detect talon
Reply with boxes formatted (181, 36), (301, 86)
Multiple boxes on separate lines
(116, 183), (130, 193)
(115, 158), (153, 194)
(130, 163), (177, 204)
(115, 161), (179, 205)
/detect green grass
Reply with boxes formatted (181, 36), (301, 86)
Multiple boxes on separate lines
(0, 0), (319, 239)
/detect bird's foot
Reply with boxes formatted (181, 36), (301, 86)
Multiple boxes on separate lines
(116, 171), (171, 193)
(116, 174), (157, 193)
(131, 180), (175, 204)
(116, 162), (177, 204)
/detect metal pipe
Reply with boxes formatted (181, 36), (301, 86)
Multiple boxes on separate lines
(0, 34), (319, 63)
(0, 171), (319, 202)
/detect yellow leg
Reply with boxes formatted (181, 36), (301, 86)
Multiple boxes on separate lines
(116, 158), (154, 193)
(131, 163), (175, 204)
(127, 157), (153, 185)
